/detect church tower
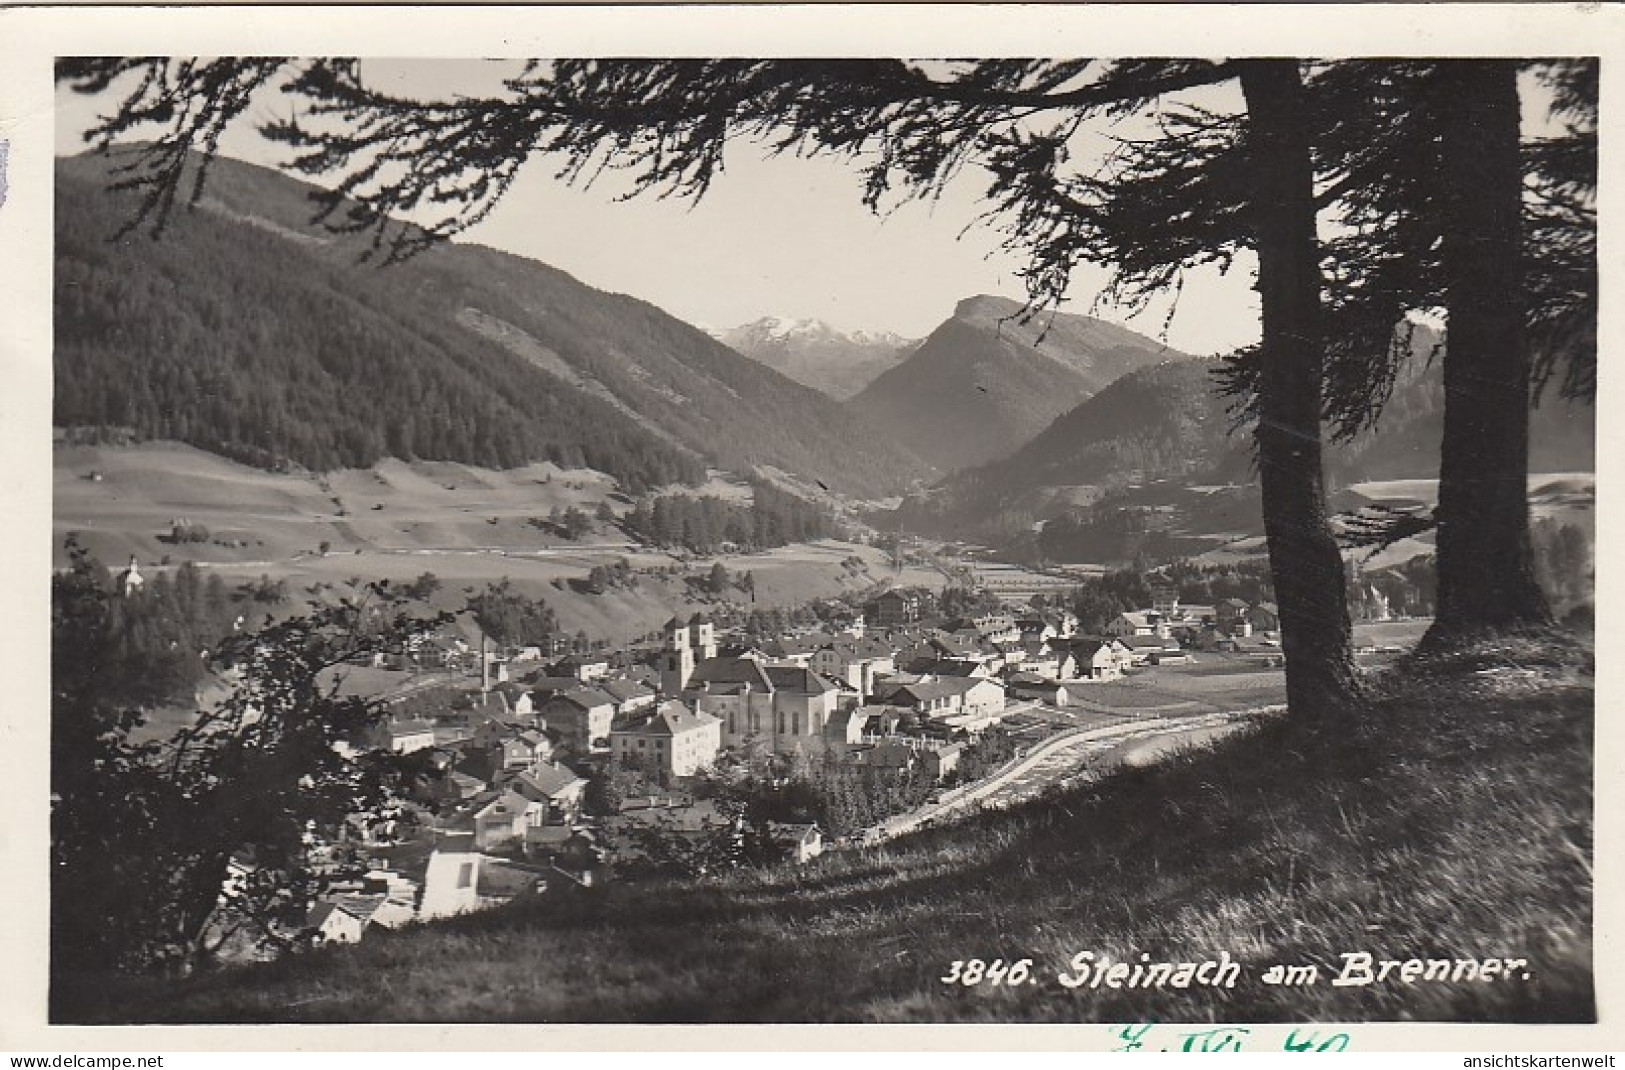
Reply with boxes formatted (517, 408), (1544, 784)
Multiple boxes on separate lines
(688, 613), (717, 661)
(116, 556), (144, 598)
(660, 617), (695, 696)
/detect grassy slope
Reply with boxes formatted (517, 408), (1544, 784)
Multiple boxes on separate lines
(55, 440), (948, 645)
(57, 636), (1593, 1024)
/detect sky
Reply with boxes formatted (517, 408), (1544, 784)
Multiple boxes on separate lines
(55, 60), (1268, 351)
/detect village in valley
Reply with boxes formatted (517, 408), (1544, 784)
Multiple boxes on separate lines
(192, 555), (1365, 955)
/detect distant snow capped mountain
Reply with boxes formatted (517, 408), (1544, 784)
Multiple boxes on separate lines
(712, 317), (917, 401)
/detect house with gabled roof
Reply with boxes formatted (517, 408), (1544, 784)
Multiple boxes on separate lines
(1115, 635), (1161, 665)
(472, 715), (527, 749)
(1006, 636), (1063, 679)
(610, 699), (723, 777)
(932, 629), (995, 660)
(444, 769), (488, 801)
(514, 673), (581, 700)
(769, 822), (824, 864)
(1215, 597), (1251, 631)
(306, 897), (373, 945)
(483, 683), (536, 719)
(472, 726), (553, 773)
(512, 760), (587, 824)
(373, 717), (437, 754)
(1007, 673), (1077, 706)
(1016, 617), (1059, 646)
(419, 833), (482, 919)
(598, 676), (658, 718)
(882, 675), (1006, 725)
(473, 789), (545, 850)
(534, 686), (619, 753)
(844, 735), (964, 780)
(822, 704), (869, 753)
(761, 634), (833, 665)
(419, 833), (549, 920)
(953, 613), (1021, 645)
(1106, 611), (1159, 638)
(1056, 637), (1129, 681)
(900, 655), (990, 679)
(1249, 602), (1281, 633)
(872, 589), (919, 627)
(808, 638), (896, 699)
(1022, 607), (1079, 639)
(552, 651), (612, 682)
(364, 897), (416, 931)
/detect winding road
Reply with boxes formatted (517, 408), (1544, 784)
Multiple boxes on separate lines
(862, 705), (1283, 844)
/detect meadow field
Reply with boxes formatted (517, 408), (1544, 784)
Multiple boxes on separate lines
(54, 440), (947, 644)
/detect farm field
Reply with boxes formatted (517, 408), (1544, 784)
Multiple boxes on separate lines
(1350, 473), (1594, 535)
(1353, 618), (1433, 649)
(54, 439), (948, 645)
(54, 439), (628, 567)
(1189, 474), (1592, 570)
(1096, 662), (1288, 714)
(1349, 471), (1594, 507)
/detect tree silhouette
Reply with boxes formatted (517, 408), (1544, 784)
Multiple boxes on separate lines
(59, 56), (1592, 722)
(58, 57), (1364, 724)
(52, 544), (452, 976)
(1309, 60), (1595, 643)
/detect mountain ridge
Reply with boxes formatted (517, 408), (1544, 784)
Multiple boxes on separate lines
(847, 294), (1193, 474)
(896, 331), (1595, 546)
(54, 149), (929, 499)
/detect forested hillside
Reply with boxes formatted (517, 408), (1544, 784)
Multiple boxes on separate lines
(55, 150), (928, 497)
(1326, 327), (1596, 484)
(897, 336), (1595, 544)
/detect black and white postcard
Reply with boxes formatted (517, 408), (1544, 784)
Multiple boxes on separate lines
(2, 2), (1619, 1056)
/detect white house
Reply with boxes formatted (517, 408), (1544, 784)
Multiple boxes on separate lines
(473, 790), (546, 850)
(1105, 611), (1156, 638)
(611, 700), (724, 777)
(770, 822), (825, 865)
(306, 899), (370, 945)
(1060, 639), (1127, 681)
(419, 835), (485, 920)
(884, 676), (1006, 725)
(419, 834), (548, 920)
(512, 760), (587, 825)
(809, 639), (896, 700)
(385, 718), (437, 754)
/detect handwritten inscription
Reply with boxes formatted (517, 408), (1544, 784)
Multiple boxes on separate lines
(1113, 1024), (1351, 1053)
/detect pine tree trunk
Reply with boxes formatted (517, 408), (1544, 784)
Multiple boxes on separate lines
(1239, 61), (1363, 727)
(1426, 60), (1552, 646)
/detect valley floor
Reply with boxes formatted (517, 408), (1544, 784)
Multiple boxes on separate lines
(54, 440), (947, 644)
